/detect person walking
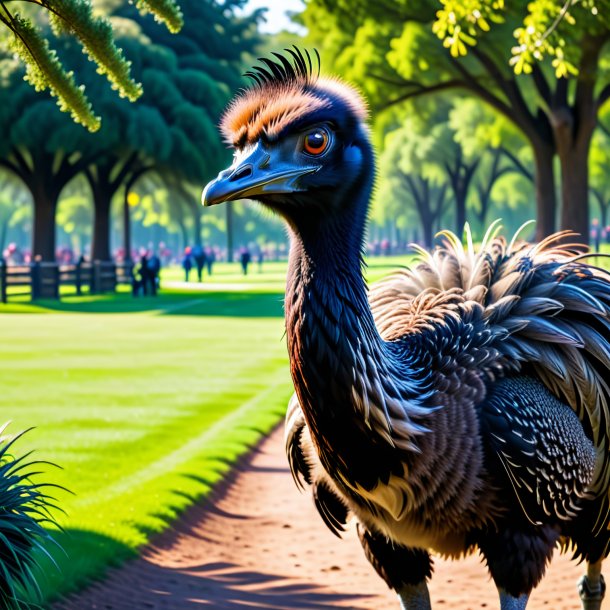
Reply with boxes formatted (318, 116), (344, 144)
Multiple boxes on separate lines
(192, 245), (206, 282)
(182, 248), (193, 282)
(239, 247), (251, 275)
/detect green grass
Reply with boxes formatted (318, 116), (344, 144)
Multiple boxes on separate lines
(0, 284), (294, 604)
(0, 255), (412, 605)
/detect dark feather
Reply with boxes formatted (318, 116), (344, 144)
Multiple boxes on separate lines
(313, 479), (349, 538)
(244, 47), (320, 89)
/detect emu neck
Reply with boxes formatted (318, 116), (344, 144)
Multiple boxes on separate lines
(284, 175), (418, 487)
(285, 176), (380, 393)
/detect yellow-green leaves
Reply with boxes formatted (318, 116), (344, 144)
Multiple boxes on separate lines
(510, 0), (580, 78)
(433, 0), (604, 77)
(432, 0), (504, 57)
(7, 12), (102, 131)
(135, 0), (184, 34)
(0, 0), (183, 132)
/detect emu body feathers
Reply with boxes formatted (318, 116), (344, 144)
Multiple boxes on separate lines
(286, 226), (610, 564)
(204, 48), (610, 608)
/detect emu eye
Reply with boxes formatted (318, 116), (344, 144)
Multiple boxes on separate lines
(303, 128), (329, 156)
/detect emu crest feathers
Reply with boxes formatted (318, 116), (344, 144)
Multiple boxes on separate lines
(220, 48), (367, 149)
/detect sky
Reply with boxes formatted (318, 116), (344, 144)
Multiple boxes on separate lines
(243, 0), (306, 34)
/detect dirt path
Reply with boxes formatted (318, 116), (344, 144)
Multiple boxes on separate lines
(54, 426), (607, 610)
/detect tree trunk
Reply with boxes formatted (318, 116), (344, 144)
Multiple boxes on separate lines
(531, 142), (557, 241)
(559, 144), (590, 242)
(32, 188), (59, 261)
(123, 188), (132, 263)
(421, 212), (433, 248)
(455, 190), (467, 235)
(91, 186), (112, 261)
(0, 217), (8, 254)
(226, 204), (234, 262)
(600, 199), (608, 231)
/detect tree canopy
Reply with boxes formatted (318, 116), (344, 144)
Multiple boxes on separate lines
(0, 0), (182, 130)
(303, 0), (610, 243)
(0, 0), (261, 260)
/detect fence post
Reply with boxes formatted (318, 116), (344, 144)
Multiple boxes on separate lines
(92, 260), (101, 294)
(0, 258), (6, 304)
(53, 263), (60, 300)
(31, 261), (40, 300)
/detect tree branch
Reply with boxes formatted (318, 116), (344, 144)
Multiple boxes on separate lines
(597, 82), (610, 111)
(470, 46), (539, 136)
(382, 79), (465, 109)
(110, 151), (140, 191)
(448, 58), (520, 128)
(531, 64), (552, 108)
(497, 146), (534, 182)
(0, 158), (25, 183)
(125, 163), (155, 194)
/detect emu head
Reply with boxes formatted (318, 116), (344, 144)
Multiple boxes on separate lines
(202, 48), (372, 228)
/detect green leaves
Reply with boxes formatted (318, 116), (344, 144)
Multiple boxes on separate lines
(0, 424), (62, 610)
(135, 0), (184, 34)
(432, 0), (504, 58)
(0, 0), (183, 131)
(431, 0), (606, 77)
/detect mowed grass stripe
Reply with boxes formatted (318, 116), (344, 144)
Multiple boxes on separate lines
(0, 288), (292, 604)
(74, 369), (289, 508)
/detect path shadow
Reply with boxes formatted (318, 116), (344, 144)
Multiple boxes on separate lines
(54, 559), (375, 609)
(50, 427), (377, 610)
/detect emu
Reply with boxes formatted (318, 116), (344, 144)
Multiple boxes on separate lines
(202, 48), (610, 610)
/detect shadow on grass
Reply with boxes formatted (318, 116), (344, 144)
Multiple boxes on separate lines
(12, 290), (285, 318)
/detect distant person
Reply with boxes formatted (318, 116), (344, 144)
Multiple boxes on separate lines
(182, 248), (193, 282)
(140, 254), (151, 295)
(192, 245), (206, 282)
(148, 253), (161, 295)
(257, 249), (264, 273)
(205, 247), (216, 275)
(239, 247), (251, 275)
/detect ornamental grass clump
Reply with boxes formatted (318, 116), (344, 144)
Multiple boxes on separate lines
(0, 424), (62, 610)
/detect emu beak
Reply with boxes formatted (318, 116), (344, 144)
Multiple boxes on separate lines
(202, 143), (318, 206)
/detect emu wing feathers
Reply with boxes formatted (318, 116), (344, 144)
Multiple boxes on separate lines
(369, 229), (610, 528)
(285, 393), (352, 536)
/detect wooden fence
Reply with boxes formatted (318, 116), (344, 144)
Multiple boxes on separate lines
(0, 260), (133, 303)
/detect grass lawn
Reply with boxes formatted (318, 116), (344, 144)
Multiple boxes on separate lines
(0, 287), (294, 605)
(0, 254), (412, 605)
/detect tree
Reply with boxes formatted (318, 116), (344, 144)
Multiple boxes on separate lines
(0, 0), (183, 261)
(0, 0), (260, 261)
(589, 120), (610, 230)
(81, 0), (262, 261)
(0, 0), (182, 131)
(0, 172), (28, 253)
(449, 98), (534, 228)
(0, 82), (95, 260)
(376, 109), (465, 246)
(302, 0), (610, 243)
